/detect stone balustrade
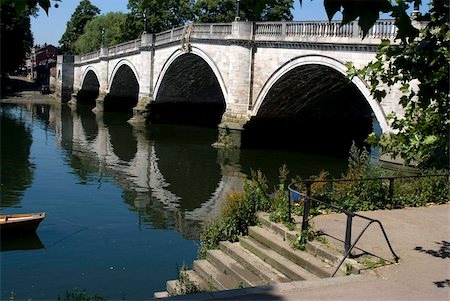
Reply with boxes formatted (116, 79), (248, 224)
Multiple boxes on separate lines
(78, 20), (397, 64)
(108, 38), (141, 56)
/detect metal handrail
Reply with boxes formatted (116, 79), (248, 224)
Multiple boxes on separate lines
(290, 173), (449, 222)
(288, 183), (400, 276)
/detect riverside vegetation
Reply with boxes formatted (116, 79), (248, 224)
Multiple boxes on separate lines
(199, 144), (449, 261)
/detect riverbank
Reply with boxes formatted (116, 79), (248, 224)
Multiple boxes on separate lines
(0, 76), (56, 104)
(163, 203), (450, 300)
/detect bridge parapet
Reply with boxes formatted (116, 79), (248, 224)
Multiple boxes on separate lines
(108, 38), (141, 56)
(254, 19), (397, 43)
(76, 20), (397, 64)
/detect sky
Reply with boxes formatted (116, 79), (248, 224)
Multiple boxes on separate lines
(30, 0), (430, 47)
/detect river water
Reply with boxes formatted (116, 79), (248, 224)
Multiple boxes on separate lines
(0, 101), (348, 299)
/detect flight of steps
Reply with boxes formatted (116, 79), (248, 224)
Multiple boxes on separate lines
(154, 212), (364, 298)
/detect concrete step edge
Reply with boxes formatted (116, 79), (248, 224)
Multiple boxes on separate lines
(207, 249), (265, 287)
(249, 226), (335, 278)
(193, 259), (237, 291)
(153, 290), (170, 299)
(258, 212), (346, 266)
(240, 236), (319, 281)
(219, 241), (291, 284)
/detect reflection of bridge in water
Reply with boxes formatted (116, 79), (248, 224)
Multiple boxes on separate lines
(46, 104), (244, 238)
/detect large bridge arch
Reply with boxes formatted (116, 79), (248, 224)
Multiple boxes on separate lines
(154, 47), (228, 102)
(151, 47), (227, 126)
(251, 55), (390, 133)
(78, 67), (101, 105)
(245, 54), (389, 154)
(108, 59), (140, 92)
(106, 59), (140, 113)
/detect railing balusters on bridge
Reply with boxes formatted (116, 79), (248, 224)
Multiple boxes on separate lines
(192, 23), (232, 35)
(107, 38), (141, 56)
(78, 19), (397, 63)
(255, 19), (396, 39)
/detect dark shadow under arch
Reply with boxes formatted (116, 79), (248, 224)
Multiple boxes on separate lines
(151, 53), (225, 127)
(244, 64), (373, 156)
(105, 64), (139, 114)
(78, 70), (99, 106)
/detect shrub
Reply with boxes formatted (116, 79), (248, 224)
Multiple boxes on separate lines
(269, 165), (292, 226)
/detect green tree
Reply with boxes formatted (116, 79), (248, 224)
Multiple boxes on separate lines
(0, 2), (34, 74)
(0, 0), (61, 15)
(74, 12), (129, 54)
(59, 0), (100, 54)
(348, 0), (449, 169)
(193, 0), (292, 23)
(124, 0), (194, 40)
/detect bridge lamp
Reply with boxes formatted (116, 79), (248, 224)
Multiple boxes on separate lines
(235, 0), (241, 21)
(411, 1), (420, 19)
(143, 9), (148, 33)
(101, 28), (105, 47)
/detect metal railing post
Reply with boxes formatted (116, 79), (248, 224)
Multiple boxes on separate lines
(388, 178), (394, 202)
(344, 213), (354, 254)
(301, 182), (312, 232)
(288, 189), (292, 222)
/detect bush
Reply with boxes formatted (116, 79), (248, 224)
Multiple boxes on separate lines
(294, 144), (448, 212)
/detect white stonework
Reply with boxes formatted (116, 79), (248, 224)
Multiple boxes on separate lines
(57, 20), (406, 141)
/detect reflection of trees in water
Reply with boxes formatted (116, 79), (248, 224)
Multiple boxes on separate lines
(0, 105), (34, 208)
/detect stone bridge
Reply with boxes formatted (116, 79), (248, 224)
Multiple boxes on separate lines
(56, 20), (402, 149)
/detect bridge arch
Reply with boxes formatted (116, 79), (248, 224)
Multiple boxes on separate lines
(78, 67), (100, 105)
(246, 54), (389, 154)
(106, 59), (140, 112)
(108, 59), (140, 91)
(251, 54), (389, 133)
(151, 47), (227, 126)
(154, 47), (227, 102)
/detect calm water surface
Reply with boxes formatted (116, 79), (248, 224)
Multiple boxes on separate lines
(0, 102), (347, 299)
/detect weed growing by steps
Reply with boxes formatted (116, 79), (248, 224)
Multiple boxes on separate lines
(174, 264), (204, 295)
(291, 227), (318, 251)
(199, 167), (292, 259)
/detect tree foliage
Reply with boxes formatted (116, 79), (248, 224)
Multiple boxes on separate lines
(74, 12), (129, 54)
(125, 0), (195, 39)
(0, 0), (61, 15)
(347, 0), (449, 169)
(193, 0), (293, 23)
(59, 0), (100, 54)
(0, 2), (34, 74)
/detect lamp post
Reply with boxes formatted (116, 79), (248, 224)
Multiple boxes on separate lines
(411, 0), (420, 19)
(143, 9), (148, 33)
(235, 0), (240, 21)
(101, 28), (105, 47)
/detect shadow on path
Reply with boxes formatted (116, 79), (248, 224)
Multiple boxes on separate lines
(414, 240), (450, 259)
(1, 76), (39, 98)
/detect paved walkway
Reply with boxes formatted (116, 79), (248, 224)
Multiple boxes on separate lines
(165, 204), (450, 300)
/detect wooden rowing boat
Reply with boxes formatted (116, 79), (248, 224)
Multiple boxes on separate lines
(0, 212), (45, 238)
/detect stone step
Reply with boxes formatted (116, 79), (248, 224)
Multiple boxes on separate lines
(239, 236), (319, 281)
(248, 226), (336, 278)
(219, 241), (291, 284)
(166, 280), (179, 296)
(167, 269), (211, 295)
(153, 291), (169, 299)
(257, 212), (365, 275)
(206, 249), (266, 288)
(257, 212), (343, 265)
(193, 259), (237, 291)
